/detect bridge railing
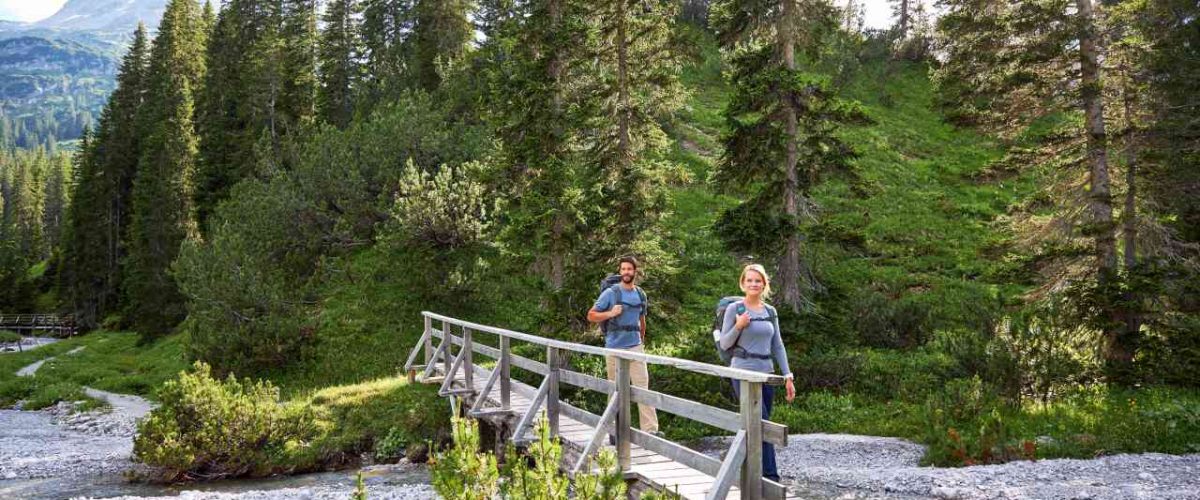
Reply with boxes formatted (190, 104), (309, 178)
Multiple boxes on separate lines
(0, 314), (75, 336)
(404, 311), (788, 500)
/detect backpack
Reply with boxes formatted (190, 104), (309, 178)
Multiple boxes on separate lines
(598, 274), (647, 335)
(712, 297), (777, 364)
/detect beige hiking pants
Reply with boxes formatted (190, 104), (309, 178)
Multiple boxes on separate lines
(604, 343), (659, 433)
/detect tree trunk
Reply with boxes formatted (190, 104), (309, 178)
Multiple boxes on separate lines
(1076, 0), (1126, 381)
(899, 0), (909, 39)
(778, 0), (803, 313)
(546, 0), (565, 292)
(1120, 74), (1141, 356)
(616, 0), (631, 168)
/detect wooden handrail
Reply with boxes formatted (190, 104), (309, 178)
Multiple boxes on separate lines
(421, 311), (785, 385)
(410, 312), (789, 499)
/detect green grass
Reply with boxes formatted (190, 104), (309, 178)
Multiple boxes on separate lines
(0, 335), (108, 409)
(33, 332), (188, 399)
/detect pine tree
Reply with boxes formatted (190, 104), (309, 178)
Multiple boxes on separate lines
(361, 0), (416, 105)
(280, 0), (318, 132)
(125, 0), (208, 337)
(10, 149), (46, 261)
(583, 0), (686, 272)
(712, 0), (862, 313)
(411, 0), (472, 92)
(60, 25), (149, 330)
(933, 0), (1139, 382)
(41, 152), (72, 253)
(1140, 0), (1200, 246)
(487, 0), (592, 295)
(318, 0), (363, 128)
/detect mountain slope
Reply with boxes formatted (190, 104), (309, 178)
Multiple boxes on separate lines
(34, 0), (166, 33)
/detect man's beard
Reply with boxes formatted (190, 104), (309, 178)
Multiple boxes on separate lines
(622, 275), (634, 283)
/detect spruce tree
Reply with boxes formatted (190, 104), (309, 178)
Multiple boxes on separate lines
(60, 25), (149, 330)
(487, 0), (592, 296)
(1141, 0), (1200, 245)
(10, 149), (46, 261)
(125, 0), (208, 337)
(583, 0), (686, 272)
(196, 0), (253, 228)
(41, 152), (72, 253)
(196, 0), (319, 229)
(712, 0), (861, 313)
(412, 0), (472, 92)
(280, 0), (319, 132)
(361, 0), (416, 105)
(318, 0), (363, 128)
(933, 0), (1134, 381)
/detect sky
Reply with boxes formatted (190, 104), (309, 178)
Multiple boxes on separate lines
(856, 0), (896, 30)
(0, 0), (898, 29)
(0, 0), (67, 23)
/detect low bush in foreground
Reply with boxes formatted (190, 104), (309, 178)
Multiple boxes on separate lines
(432, 416), (626, 500)
(134, 362), (324, 481)
(133, 362), (450, 482)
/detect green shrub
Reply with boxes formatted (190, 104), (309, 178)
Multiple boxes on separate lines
(920, 376), (1032, 466)
(0, 330), (21, 345)
(850, 290), (935, 349)
(850, 348), (957, 402)
(793, 350), (862, 392)
(432, 416), (625, 500)
(432, 417), (500, 499)
(0, 376), (36, 407)
(133, 362), (324, 481)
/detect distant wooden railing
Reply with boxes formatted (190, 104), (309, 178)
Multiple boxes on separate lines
(0, 314), (76, 336)
(405, 311), (789, 500)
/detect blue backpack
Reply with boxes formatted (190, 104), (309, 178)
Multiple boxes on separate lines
(712, 296), (777, 364)
(598, 274), (647, 335)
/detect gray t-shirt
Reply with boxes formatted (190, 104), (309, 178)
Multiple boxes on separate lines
(594, 285), (647, 349)
(719, 302), (791, 376)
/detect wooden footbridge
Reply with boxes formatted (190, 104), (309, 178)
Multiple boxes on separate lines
(0, 314), (76, 337)
(404, 312), (796, 500)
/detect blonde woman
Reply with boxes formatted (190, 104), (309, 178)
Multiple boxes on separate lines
(719, 264), (795, 482)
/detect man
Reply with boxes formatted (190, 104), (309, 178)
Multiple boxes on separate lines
(587, 256), (659, 435)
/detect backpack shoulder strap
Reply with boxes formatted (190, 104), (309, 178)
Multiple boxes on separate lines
(729, 300), (746, 350)
(636, 286), (647, 310)
(607, 284), (623, 306)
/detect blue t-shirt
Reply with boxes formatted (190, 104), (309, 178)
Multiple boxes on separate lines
(594, 286), (647, 349)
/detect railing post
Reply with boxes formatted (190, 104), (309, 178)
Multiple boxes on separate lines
(423, 316), (433, 365)
(500, 335), (511, 410)
(740, 380), (764, 500)
(616, 357), (632, 471)
(442, 322), (451, 377)
(463, 327), (473, 389)
(546, 346), (560, 437)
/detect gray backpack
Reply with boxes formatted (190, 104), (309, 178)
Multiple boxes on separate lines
(712, 297), (777, 364)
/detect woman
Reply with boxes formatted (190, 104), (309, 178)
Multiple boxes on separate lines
(719, 263), (795, 483)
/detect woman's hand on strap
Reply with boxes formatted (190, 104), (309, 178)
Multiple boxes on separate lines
(734, 311), (750, 331)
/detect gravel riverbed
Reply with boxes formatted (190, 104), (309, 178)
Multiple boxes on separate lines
(697, 432), (1200, 500)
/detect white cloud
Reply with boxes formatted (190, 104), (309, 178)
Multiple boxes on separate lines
(0, 0), (68, 23)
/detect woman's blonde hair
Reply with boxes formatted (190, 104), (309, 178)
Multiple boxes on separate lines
(739, 264), (772, 300)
